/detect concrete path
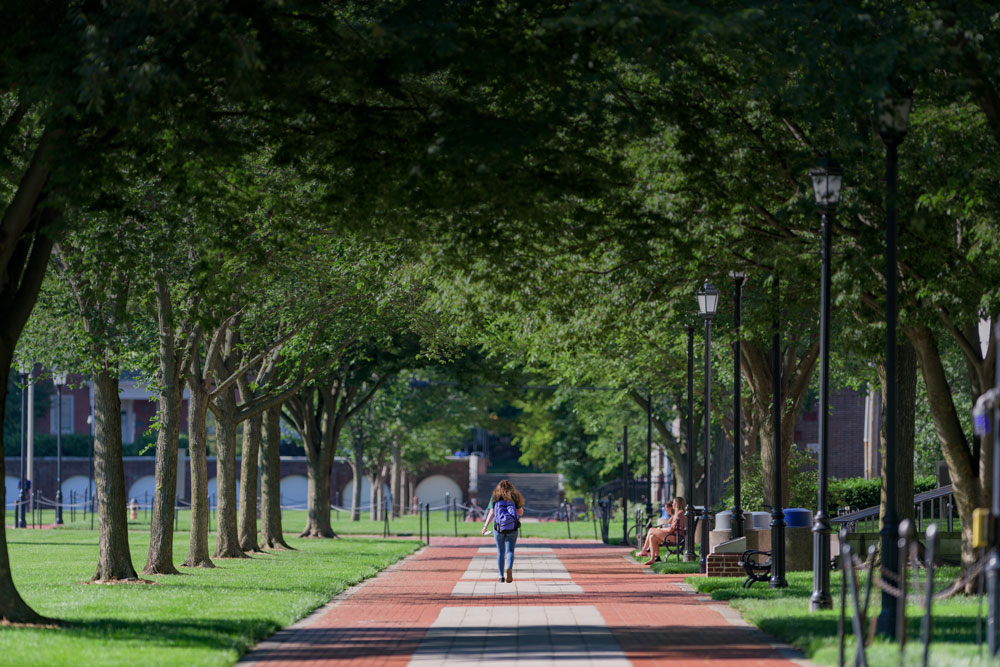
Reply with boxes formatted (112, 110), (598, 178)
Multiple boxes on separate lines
(241, 537), (810, 666)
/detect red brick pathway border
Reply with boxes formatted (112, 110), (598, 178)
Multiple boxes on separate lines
(240, 537), (811, 666)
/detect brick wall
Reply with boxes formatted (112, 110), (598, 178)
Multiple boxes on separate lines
(706, 553), (744, 578)
(794, 388), (867, 479)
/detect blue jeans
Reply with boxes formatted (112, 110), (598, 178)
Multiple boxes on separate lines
(493, 528), (518, 576)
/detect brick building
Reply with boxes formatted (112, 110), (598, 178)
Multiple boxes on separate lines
(793, 387), (881, 479)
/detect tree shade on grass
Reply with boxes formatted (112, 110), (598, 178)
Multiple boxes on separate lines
(3, 531), (417, 666)
(686, 569), (987, 666)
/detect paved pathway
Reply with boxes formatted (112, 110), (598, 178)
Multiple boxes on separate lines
(241, 537), (810, 666)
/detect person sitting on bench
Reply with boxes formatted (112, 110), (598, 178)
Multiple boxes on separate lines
(638, 497), (686, 565)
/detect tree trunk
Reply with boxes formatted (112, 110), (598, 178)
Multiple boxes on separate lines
(143, 275), (182, 575)
(143, 376), (182, 574)
(351, 448), (364, 521)
(759, 416), (789, 508)
(238, 414), (262, 553)
(260, 406), (291, 549)
(0, 132), (60, 622)
(92, 368), (139, 581)
(369, 471), (380, 521)
(0, 360), (48, 622)
(391, 444), (401, 518)
(184, 379), (214, 567)
(906, 323), (985, 582)
(212, 388), (246, 559)
(878, 337), (917, 530)
(407, 474), (415, 515)
(301, 455), (334, 537)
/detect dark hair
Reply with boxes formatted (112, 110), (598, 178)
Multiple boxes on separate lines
(491, 479), (525, 508)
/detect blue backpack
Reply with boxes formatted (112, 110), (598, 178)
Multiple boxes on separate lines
(494, 499), (518, 533)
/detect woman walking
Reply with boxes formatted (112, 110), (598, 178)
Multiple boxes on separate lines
(480, 479), (525, 583)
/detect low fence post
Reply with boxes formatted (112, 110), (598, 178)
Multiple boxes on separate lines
(425, 503), (430, 546)
(921, 523), (939, 667)
(591, 496), (598, 541)
(838, 528), (847, 666)
(897, 519), (915, 656)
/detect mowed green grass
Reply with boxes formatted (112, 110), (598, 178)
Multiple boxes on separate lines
(2, 528), (419, 666)
(687, 569), (991, 666)
(31, 508), (601, 540)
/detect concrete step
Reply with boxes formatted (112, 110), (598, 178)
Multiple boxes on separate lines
(478, 473), (562, 513)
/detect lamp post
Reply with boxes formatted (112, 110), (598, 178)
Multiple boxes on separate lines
(770, 276), (788, 588)
(875, 93), (911, 639)
(622, 424), (629, 545)
(730, 272), (747, 539)
(17, 363), (30, 528)
(809, 155), (843, 611)
(684, 325), (697, 562)
(697, 280), (719, 574)
(53, 371), (67, 525)
(646, 393), (653, 520)
(973, 323), (1000, 654)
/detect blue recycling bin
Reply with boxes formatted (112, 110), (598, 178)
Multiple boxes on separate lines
(783, 508), (812, 528)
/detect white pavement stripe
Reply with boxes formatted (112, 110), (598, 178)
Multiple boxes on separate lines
(451, 580), (584, 596)
(461, 555), (570, 580)
(408, 606), (630, 666)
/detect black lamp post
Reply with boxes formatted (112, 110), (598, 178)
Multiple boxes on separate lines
(973, 323), (1000, 654)
(809, 155), (843, 611)
(622, 424), (629, 545)
(53, 371), (67, 525)
(697, 280), (719, 574)
(684, 325), (697, 562)
(770, 277), (788, 588)
(730, 272), (747, 539)
(17, 363), (30, 528)
(646, 393), (653, 520)
(875, 93), (911, 639)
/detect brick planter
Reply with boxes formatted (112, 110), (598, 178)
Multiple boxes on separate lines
(706, 553), (744, 578)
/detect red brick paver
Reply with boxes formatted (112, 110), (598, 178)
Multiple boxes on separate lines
(241, 537), (807, 666)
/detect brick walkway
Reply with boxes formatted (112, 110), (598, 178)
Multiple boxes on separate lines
(241, 537), (810, 666)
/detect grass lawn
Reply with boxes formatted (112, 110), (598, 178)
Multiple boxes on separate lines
(686, 569), (991, 666)
(2, 527), (419, 666)
(27, 508), (603, 540)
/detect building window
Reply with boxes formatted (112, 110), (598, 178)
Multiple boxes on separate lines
(49, 394), (74, 434)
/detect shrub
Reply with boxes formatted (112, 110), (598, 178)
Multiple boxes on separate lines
(829, 474), (940, 512)
(718, 445), (818, 512)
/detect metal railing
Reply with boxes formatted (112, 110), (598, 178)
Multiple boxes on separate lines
(832, 484), (955, 534)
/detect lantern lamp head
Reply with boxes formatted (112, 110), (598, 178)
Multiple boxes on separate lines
(810, 155), (843, 211)
(697, 280), (720, 319)
(876, 95), (912, 143)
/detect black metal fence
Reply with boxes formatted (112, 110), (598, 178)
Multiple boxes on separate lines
(838, 518), (988, 666)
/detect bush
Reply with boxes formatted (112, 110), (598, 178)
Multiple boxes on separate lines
(829, 474), (940, 512)
(722, 455), (942, 514)
(718, 445), (818, 512)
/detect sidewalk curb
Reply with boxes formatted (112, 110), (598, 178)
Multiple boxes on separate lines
(238, 544), (428, 666)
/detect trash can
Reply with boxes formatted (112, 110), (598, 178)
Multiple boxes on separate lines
(783, 508), (813, 528)
(750, 511), (770, 529)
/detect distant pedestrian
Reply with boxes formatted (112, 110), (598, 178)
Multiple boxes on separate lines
(480, 479), (524, 583)
(129, 497), (138, 520)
